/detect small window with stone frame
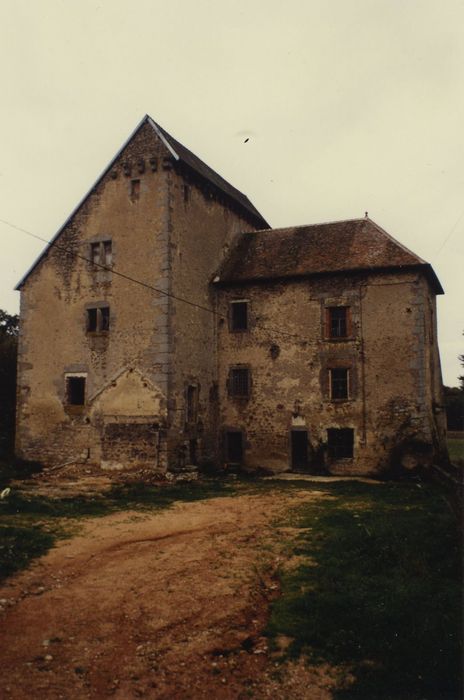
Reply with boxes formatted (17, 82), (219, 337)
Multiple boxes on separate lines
(230, 301), (249, 332)
(329, 368), (349, 400)
(87, 305), (110, 333)
(228, 367), (251, 398)
(90, 240), (112, 268)
(327, 428), (354, 459)
(326, 306), (350, 339)
(65, 375), (86, 406)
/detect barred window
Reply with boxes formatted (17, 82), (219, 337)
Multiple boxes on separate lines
(229, 367), (250, 398)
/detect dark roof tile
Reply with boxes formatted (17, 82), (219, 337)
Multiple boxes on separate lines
(150, 118), (268, 226)
(216, 218), (443, 293)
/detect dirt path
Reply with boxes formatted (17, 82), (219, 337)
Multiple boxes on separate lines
(0, 490), (335, 699)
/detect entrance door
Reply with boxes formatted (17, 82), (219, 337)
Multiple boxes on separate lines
(291, 430), (308, 471)
(189, 439), (197, 465)
(225, 431), (243, 463)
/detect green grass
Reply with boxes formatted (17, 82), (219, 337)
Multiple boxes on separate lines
(447, 438), (464, 465)
(0, 524), (55, 580)
(266, 481), (462, 699)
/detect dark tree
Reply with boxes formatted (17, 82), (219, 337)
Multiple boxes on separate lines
(0, 310), (19, 456)
(443, 386), (464, 431)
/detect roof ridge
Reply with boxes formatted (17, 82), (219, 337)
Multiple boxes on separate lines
(247, 217), (366, 235)
(146, 115), (269, 226)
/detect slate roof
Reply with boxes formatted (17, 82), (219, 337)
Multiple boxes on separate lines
(215, 218), (444, 293)
(16, 115), (269, 289)
(148, 117), (269, 226)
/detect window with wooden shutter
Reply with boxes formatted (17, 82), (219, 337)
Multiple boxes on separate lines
(325, 306), (350, 339)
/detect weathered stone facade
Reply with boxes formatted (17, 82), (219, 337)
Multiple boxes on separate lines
(15, 116), (446, 476)
(215, 272), (445, 474)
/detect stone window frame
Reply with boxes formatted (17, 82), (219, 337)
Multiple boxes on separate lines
(320, 356), (357, 403)
(229, 299), (250, 333)
(64, 372), (87, 413)
(327, 427), (355, 460)
(130, 179), (141, 202)
(227, 365), (252, 399)
(329, 367), (350, 401)
(85, 301), (111, 335)
(89, 238), (113, 269)
(324, 305), (353, 341)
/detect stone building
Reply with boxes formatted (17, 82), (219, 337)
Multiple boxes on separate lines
(15, 115), (446, 476)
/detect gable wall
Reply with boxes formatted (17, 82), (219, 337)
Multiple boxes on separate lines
(16, 123), (173, 468)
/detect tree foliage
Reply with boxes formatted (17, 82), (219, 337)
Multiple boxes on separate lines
(443, 385), (464, 431)
(0, 310), (19, 455)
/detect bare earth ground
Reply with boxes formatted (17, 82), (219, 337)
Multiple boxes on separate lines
(0, 490), (338, 700)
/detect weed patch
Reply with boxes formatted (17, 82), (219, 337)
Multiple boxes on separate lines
(267, 481), (462, 699)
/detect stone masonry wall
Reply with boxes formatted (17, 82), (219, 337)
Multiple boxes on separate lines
(16, 122), (173, 469)
(216, 270), (445, 475)
(167, 165), (263, 469)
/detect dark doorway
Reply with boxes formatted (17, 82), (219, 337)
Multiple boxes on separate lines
(225, 431), (243, 463)
(189, 439), (197, 465)
(291, 430), (308, 471)
(66, 376), (86, 406)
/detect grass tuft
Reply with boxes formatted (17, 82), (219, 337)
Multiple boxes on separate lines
(267, 481), (462, 699)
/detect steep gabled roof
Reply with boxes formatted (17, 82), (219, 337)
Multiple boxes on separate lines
(148, 117), (268, 225)
(16, 115), (269, 289)
(215, 218), (444, 294)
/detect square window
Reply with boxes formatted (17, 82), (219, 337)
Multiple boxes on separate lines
(66, 376), (86, 406)
(230, 301), (248, 331)
(327, 428), (354, 459)
(326, 307), (349, 339)
(330, 368), (349, 400)
(229, 368), (250, 398)
(87, 306), (110, 333)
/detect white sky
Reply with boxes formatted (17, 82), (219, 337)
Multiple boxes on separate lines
(1, 0), (463, 385)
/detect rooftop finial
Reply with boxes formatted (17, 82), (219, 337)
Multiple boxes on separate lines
(365, 211), (368, 218)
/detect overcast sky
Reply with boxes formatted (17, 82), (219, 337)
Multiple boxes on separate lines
(1, 0), (463, 385)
